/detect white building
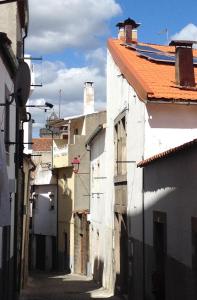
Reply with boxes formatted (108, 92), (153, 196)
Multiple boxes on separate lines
(0, 1), (30, 299)
(103, 18), (197, 298)
(30, 138), (57, 271)
(86, 123), (114, 290)
(138, 139), (197, 300)
(0, 32), (18, 300)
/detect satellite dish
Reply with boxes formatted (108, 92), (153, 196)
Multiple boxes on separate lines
(14, 61), (31, 107)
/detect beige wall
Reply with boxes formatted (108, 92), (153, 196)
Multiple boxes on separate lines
(0, 3), (22, 56)
(57, 167), (75, 272)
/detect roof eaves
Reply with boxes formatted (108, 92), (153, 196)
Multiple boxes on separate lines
(107, 39), (154, 102)
(138, 139), (197, 167)
(85, 123), (106, 147)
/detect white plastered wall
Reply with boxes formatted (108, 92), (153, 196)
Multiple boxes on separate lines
(144, 102), (197, 159)
(0, 56), (16, 261)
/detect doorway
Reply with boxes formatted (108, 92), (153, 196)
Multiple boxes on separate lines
(36, 235), (46, 270)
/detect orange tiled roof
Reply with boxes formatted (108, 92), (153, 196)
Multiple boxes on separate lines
(108, 39), (197, 101)
(32, 138), (52, 152)
(137, 139), (197, 167)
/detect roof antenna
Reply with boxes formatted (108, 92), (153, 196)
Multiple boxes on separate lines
(157, 28), (169, 44)
(59, 89), (62, 119)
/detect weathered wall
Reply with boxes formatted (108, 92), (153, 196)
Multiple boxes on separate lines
(0, 3), (21, 56)
(106, 50), (144, 294)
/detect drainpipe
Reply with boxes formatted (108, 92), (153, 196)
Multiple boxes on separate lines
(142, 102), (146, 300)
(85, 142), (91, 277)
(13, 101), (20, 300)
(56, 169), (59, 270)
(142, 166), (145, 300)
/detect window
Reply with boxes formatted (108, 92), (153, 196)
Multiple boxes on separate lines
(114, 114), (127, 177)
(74, 128), (79, 135)
(152, 211), (167, 300)
(191, 217), (197, 272)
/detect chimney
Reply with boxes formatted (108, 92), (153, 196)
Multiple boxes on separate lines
(123, 18), (140, 44)
(170, 40), (196, 88)
(84, 82), (94, 115)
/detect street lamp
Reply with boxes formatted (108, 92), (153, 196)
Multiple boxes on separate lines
(26, 102), (53, 109)
(45, 126), (54, 169)
(71, 157), (80, 174)
(0, 0), (17, 4)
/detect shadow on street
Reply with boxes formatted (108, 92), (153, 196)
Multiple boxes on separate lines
(20, 272), (121, 300)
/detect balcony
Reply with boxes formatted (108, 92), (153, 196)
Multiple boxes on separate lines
(52, 135), (87, 169)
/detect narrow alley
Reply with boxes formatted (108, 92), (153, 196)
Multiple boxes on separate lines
(20, 273), (121, 300)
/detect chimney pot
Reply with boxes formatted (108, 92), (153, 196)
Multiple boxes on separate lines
(116, 22), (125, 41)
(118, 18), (140, 44)
(170, 40), (196, 88)
(84, 82), (94, 115)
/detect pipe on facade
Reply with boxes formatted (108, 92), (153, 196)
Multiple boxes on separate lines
(142, 167), (145, 300)
(56, 169), (59, 270)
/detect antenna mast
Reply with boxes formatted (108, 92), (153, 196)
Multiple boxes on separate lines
(59, 89), (62, 119)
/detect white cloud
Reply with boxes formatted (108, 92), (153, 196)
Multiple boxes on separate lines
(85, 47), (106, 75)
(171, 24), (197, 42)
(26, 0), (121, 53)
(30, 60), (106, 129)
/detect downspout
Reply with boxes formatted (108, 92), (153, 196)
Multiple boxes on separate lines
(85, 143), (91, 276)
(13, 99), (20, 300)
(20, 112), (33, 288)
(142, 102), (146, 300)
(142, 167), (145, 300)
(56, 169), (59, 270)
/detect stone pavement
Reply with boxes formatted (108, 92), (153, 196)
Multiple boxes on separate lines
(20, 272), (122, 300)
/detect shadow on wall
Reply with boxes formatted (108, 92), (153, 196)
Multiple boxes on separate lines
(128, 146), (197, 300)
(51, 168), (73, 272)
(93, 258), (104, 287)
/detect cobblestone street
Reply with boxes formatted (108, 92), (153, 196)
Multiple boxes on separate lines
(20, 273), (121, 300)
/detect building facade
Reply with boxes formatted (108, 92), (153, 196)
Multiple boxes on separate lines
(138, 140), (197, 299)
(30, 138), (57, 272)
(104, 18), (197, 298)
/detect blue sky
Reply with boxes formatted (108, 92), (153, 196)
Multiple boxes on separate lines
(26, 0), (197, 136)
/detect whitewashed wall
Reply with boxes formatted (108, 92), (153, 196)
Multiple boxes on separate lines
(143, 147), (197, 268)
(33, 185), (57, 236)
(0, 55), (16, 263)
(107, 50), (145, 241)
(144, 103), (197, 159)
(89, 129), (107, 285)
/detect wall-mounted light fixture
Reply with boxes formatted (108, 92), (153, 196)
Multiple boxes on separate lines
(26, 101), (53, 109)
(71, 156), (80, 174)
(32, 192), (38, 209)
(48, 192), (55, 210)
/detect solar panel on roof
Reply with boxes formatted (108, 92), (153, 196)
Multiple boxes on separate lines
(138, 51), (175, 64)
(126, 43), (162, 53)
(125, 43), (197, 65)
(138, 51), (197, 65)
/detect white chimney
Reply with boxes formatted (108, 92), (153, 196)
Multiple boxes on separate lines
(83, 82), (94, 115)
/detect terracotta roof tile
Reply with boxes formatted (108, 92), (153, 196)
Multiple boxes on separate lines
(138, 139), (197, 167)
(108, 39), (197, 101)
(32, 138), (52, 152)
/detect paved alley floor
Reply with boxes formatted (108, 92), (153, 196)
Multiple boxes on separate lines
(20, 272), (122, 300)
